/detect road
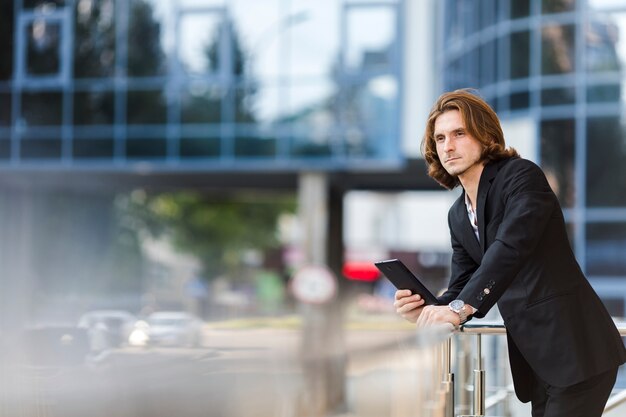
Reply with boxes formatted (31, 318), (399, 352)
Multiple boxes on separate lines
(0, 324), (445, 417)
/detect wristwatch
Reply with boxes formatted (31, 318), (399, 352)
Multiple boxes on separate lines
(448, 299), (469, 324)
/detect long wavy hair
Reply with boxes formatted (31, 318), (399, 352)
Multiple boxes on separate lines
(421, 89), (519, 189)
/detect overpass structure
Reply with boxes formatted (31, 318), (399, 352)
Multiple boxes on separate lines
(0, 0), (447, 338)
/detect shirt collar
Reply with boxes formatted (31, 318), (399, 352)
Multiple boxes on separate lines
(464, 192), (474, 213)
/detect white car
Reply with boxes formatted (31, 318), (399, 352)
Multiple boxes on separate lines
(129, 311), (203, 348)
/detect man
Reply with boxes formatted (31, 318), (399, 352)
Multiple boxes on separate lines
(394, 89), (626, 417)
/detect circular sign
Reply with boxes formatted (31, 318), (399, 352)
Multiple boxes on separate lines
(290, 265), (337, 304)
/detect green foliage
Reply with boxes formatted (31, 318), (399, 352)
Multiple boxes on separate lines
(119, 190), (296, 280)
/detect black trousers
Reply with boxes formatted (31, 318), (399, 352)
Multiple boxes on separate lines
(530, 367), (618, 417)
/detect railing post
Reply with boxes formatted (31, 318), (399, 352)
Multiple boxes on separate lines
(457, 327), (487, 417)
(442, 337), (455, 417)
(473, 333), (485, 416)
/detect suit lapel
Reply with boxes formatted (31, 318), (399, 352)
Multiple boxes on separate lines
(477, 162), (500, 253)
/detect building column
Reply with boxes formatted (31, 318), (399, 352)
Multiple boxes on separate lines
(297, 172), (347, 416)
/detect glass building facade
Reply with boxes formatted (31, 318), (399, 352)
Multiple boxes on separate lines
(439, 0), (626, 313)
(0, 0), (403, 169)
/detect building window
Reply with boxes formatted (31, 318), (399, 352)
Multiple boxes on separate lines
(511, 31), (531, 79)
(586, 116), (626, 207)
(541, 118), (576, 208)
(542, 24), (576, 75)
(586, 222), (626, 276)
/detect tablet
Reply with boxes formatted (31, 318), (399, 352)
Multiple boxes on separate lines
(374, 259), (440, 305)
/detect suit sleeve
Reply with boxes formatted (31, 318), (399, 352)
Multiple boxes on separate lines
(457, 160), (558, 318)
(437, 210), (479, 305)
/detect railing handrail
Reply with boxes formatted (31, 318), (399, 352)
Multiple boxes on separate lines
(460, 320), (626, 336)
(452, 319), (626, 416)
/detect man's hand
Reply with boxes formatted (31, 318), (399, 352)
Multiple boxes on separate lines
(394, 289), (426, 323)
(416, 305), (461, 328)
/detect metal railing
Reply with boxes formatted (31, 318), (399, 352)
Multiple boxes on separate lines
(437, 321), (626, 417)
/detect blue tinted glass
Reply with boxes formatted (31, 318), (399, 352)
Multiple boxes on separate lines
(586, 117), (626, 206)
(587, 223), (626, 276)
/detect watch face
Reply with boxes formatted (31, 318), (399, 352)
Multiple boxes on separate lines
(450, 299), (465, 312)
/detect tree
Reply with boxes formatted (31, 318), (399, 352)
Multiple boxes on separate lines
(127, 0), (165, 77)
(204, 18), (257, 124)
(119, 190), (295, 281)
(180, 18), (257, 136)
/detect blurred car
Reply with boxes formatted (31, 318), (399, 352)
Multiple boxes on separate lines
(20, 324), (91, 368)
(77, 310), (137, 350)
(129, 311), (203, 348)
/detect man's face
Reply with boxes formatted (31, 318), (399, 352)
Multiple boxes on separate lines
(433, 110), (483, 179)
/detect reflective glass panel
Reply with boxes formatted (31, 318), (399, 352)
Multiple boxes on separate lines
(180, 136), (220, 158)
(587, 0), (626, 9)
(235, 81), (280, 125)
(480, 0), (497, 28)
(73, 137), (114, 159)
(126, 90), (167, 124)
(339, 77), (398, 158)
(586, 223), (626, 276)
(128, 0), (166, 77)
(541, 119), (576, 208)
(585, 13), (626, 73)
(0, 138), (9, 159)
(26, 19), (61, 76)
(510, 90), (530, 109)
(344, 0), (398, 3)
(542, 24), (576, 75)
(23, 0), (66, 9)
(231, 0), (281, 79)
(511, 31), (531, 79)
(450, 51), (479, 89)
(234, 85), (258, 124)
(543, 0), (576, 14)
(21, 92), (63, 126)
(511, 0), (531, 19)
(74, 0), (116, 78)
(287, 0), (339, 78)
(445, 0), (464, 46)
(586, 117), (626, 206)
(290, 130), (333, 157)
(465, 0), (480, 36)
(541, 86), (576, 105)
(0, 93), (11, 126)
(0, 3), (14, 80)
(73, 91), (114, 125)
(287, 79), (336, 131)
(20, 136), (62, 159)
(179, 0), (225, 6)
(234, 128), (277, 157)
(126, 137), (167, 159)
(479, 40), (497, 87)
(587, 83), (622, 102)
(176, 12), (222, 75)
(445, 58), (464, 91)
(180, 83), (223, 124)
(345, 7), (395, 73)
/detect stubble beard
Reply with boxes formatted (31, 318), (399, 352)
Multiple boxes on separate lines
(443, 156), (482, 179)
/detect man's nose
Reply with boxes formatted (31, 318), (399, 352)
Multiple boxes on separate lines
(443, 137), (454, 151)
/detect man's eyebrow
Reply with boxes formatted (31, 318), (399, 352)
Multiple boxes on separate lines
(434, 127), (464, 136)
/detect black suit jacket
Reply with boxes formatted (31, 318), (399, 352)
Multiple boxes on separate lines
(437, 156), (626, 402)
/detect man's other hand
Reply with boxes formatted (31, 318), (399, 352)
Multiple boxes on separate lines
(394, 289), (426, 323)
